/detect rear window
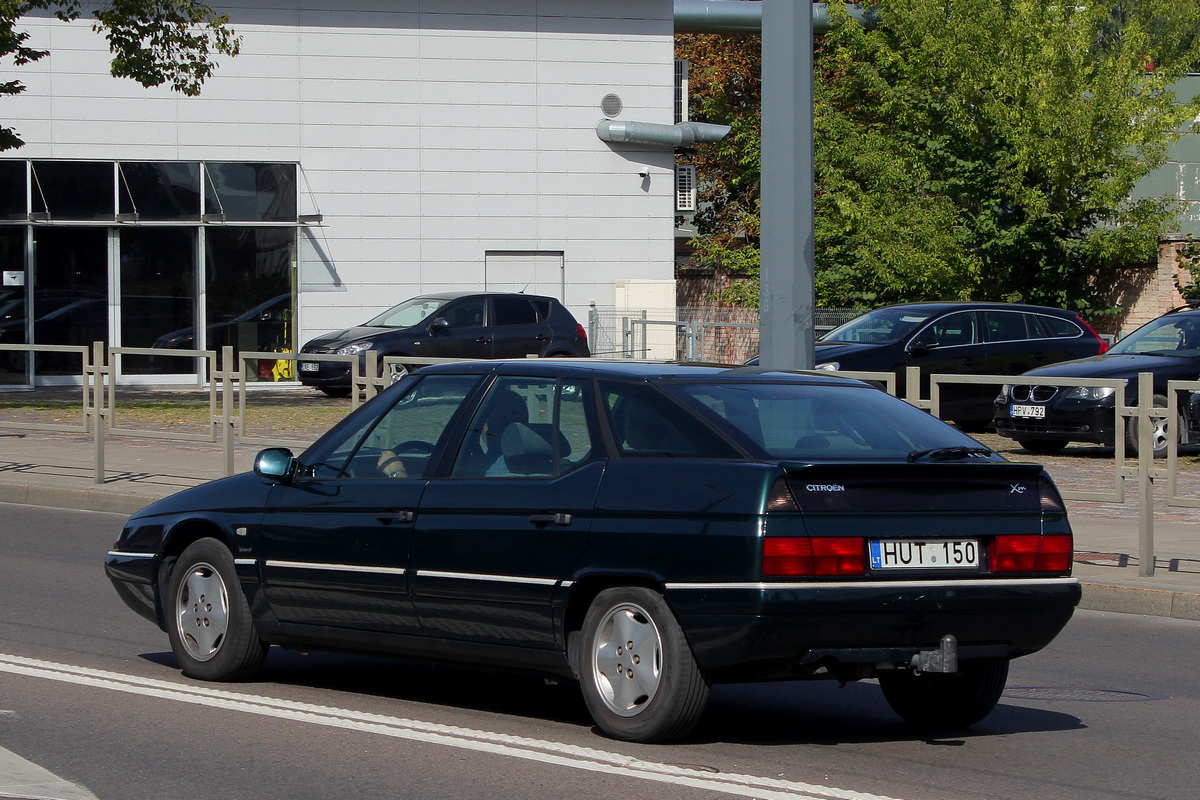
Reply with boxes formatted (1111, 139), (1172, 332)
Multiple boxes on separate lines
(665, 382), (992, 462)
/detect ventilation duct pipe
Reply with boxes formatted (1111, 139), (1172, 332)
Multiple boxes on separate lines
(596, 120), (731, 147)
(673, 2), (873, 34)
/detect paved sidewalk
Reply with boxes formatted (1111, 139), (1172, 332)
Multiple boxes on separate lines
(1, 428), (1198, 621)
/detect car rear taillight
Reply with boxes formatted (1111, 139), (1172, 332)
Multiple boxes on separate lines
(1038, 477), (1066, 513)
(763, 537), (866, 577)
(576, 323), (588, 342)
(1075, 314), (1109, 354)
(992, 534), (1073, 573)
(766, 477), (799, 512)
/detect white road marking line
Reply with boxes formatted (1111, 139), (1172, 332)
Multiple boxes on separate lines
(0, 653), (905, 800)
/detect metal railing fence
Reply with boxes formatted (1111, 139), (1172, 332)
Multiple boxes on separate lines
(1, 341), (1195, 577)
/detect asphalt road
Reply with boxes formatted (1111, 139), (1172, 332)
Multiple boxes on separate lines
(1, 503), (1197, 800)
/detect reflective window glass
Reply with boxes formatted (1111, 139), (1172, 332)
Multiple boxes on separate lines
(601, 380), (738, 459)
(492, 296), (537, 326)
(32, 162), (114, 220)
(313, 374), (480, 480)
(927, 311), (979, 347)
(983, 310), (1035, 342)
(119, 228), (197, 374)
(205, 227), (294, 370)
(204, 163), (297, 222)
(31, 228), (109, 373)
(441, 297), (486, 328)
(452, 377), (598, 478)
(0, 161), (27, 219)
(119, 162), (201, 220)
(1040, 315), (1083, 338)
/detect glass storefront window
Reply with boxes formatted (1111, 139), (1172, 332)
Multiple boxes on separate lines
(204, 163), (297, 222)
(206, 227), (295, 378)
(31, 162), (115, 220)
(0, 161), (27, 220)
(31, 228), (109, 374)
(119, 163), (201, 221)
(0, 228), (27, 383)
(120, 228), (197, 374)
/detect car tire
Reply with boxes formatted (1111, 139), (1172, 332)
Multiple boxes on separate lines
(578, 587), (710, 743)
(879, 657), (1009, 730)
(1125, 393), (1175, 459)
(319, 386), (352, 398)
(165, 538), (267, 682)
(387, 362), (410, 384)
(1016, 439), (1068, 455)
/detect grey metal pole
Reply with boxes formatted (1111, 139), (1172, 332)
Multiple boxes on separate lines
(759, 0), (815, 370)
(1137, 372), (1155, 576)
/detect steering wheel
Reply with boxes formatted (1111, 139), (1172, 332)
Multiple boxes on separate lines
(390, 440), (435, 455)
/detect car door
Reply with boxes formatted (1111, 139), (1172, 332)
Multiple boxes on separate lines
(410, 374), (604, 649)
(489, 295), (552, 358)
(255, 373), (481, 635)
(982, 310), (1067, 375)
(415, 296), (493, 359)
(905, 309), (989, 421)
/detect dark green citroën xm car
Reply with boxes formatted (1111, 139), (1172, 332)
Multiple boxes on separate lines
(105, 360), (1080, 743)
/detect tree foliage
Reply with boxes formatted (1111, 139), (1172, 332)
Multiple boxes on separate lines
(1, 0), (240, 150)
(679, 0), (1200, 317)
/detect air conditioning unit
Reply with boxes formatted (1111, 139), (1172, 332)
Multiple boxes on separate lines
(675, 165), (697, 212)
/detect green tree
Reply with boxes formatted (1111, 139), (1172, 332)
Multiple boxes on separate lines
(680, 0), (1200, 317)
(1, 0), (240, 150)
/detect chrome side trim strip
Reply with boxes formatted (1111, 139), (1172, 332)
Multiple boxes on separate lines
(664, 577), (1081, 591)
(233, 559), (256, 567)
(263, 560), (407, 576)
(416, 570), (559, 587)
(106, 551), (154, 559)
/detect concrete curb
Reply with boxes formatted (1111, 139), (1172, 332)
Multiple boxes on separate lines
(0, 483), (157, 516)
(1078, 582), (1200, 622)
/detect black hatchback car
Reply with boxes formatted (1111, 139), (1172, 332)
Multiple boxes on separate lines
(106, 360), (1079, 742)
(298, 291), (589, 395)
(994, 304), (1200, 457)
(754, 302), (1109, 429)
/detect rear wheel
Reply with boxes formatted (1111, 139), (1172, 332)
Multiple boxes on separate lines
(1016, 438), (1067, 455)
(578, 587), (710, 742)
(165, 538), (266, 682)
(879, 657), (1009, 729)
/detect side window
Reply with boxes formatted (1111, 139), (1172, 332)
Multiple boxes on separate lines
(451, 376), (600, 478)
(442, 298), (486, 329)
(600, 381), (740, 459)
(1039, 314), (1083, 338)
(491, 296), (538, 326)
(927, 311), (979, 347)
(531, 299), (551, 322)
(983, 310), (1034, 342)
(304, 374), (479, 480)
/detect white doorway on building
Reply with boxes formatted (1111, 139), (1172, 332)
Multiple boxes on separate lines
(484, 251), (564, 300)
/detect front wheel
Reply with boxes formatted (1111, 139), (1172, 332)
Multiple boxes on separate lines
(165, 538), (267, 681)
(578, 587), (710, 742)
(879, 657), (1009, 729)
(1125, 394), (1176, 459)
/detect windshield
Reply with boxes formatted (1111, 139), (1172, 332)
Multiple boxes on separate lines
(820, 307), (933, 345)
(664, 381), (997, 462)
(1108, 315), (1200, 358)
(364, 296), (449, 328)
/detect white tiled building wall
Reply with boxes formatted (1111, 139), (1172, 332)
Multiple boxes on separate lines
(6, 0), (677, 343)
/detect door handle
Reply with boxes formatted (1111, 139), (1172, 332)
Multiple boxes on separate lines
(475, 336), (492, 344)
(534, 333), (549, 341)
(377, 510), (415, 524)
(529, 512), (572, 526)
(960, 358), (979, 367)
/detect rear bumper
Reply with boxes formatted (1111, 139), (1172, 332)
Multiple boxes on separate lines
(668, 576), (1080, 680)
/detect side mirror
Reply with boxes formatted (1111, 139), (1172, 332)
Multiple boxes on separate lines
(428, 317), (450, 333)
(907, 335), (939, 357)
(254, 448), (296, 485)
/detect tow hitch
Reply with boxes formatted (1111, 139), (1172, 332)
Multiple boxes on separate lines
(912, 634), (958, 674)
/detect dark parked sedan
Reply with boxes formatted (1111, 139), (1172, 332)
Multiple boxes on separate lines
(106, 360), (1079, 742)
(297, 291), (589, 396)
(994, 304), (1200, 457)
(750, 302), (1108, 429)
